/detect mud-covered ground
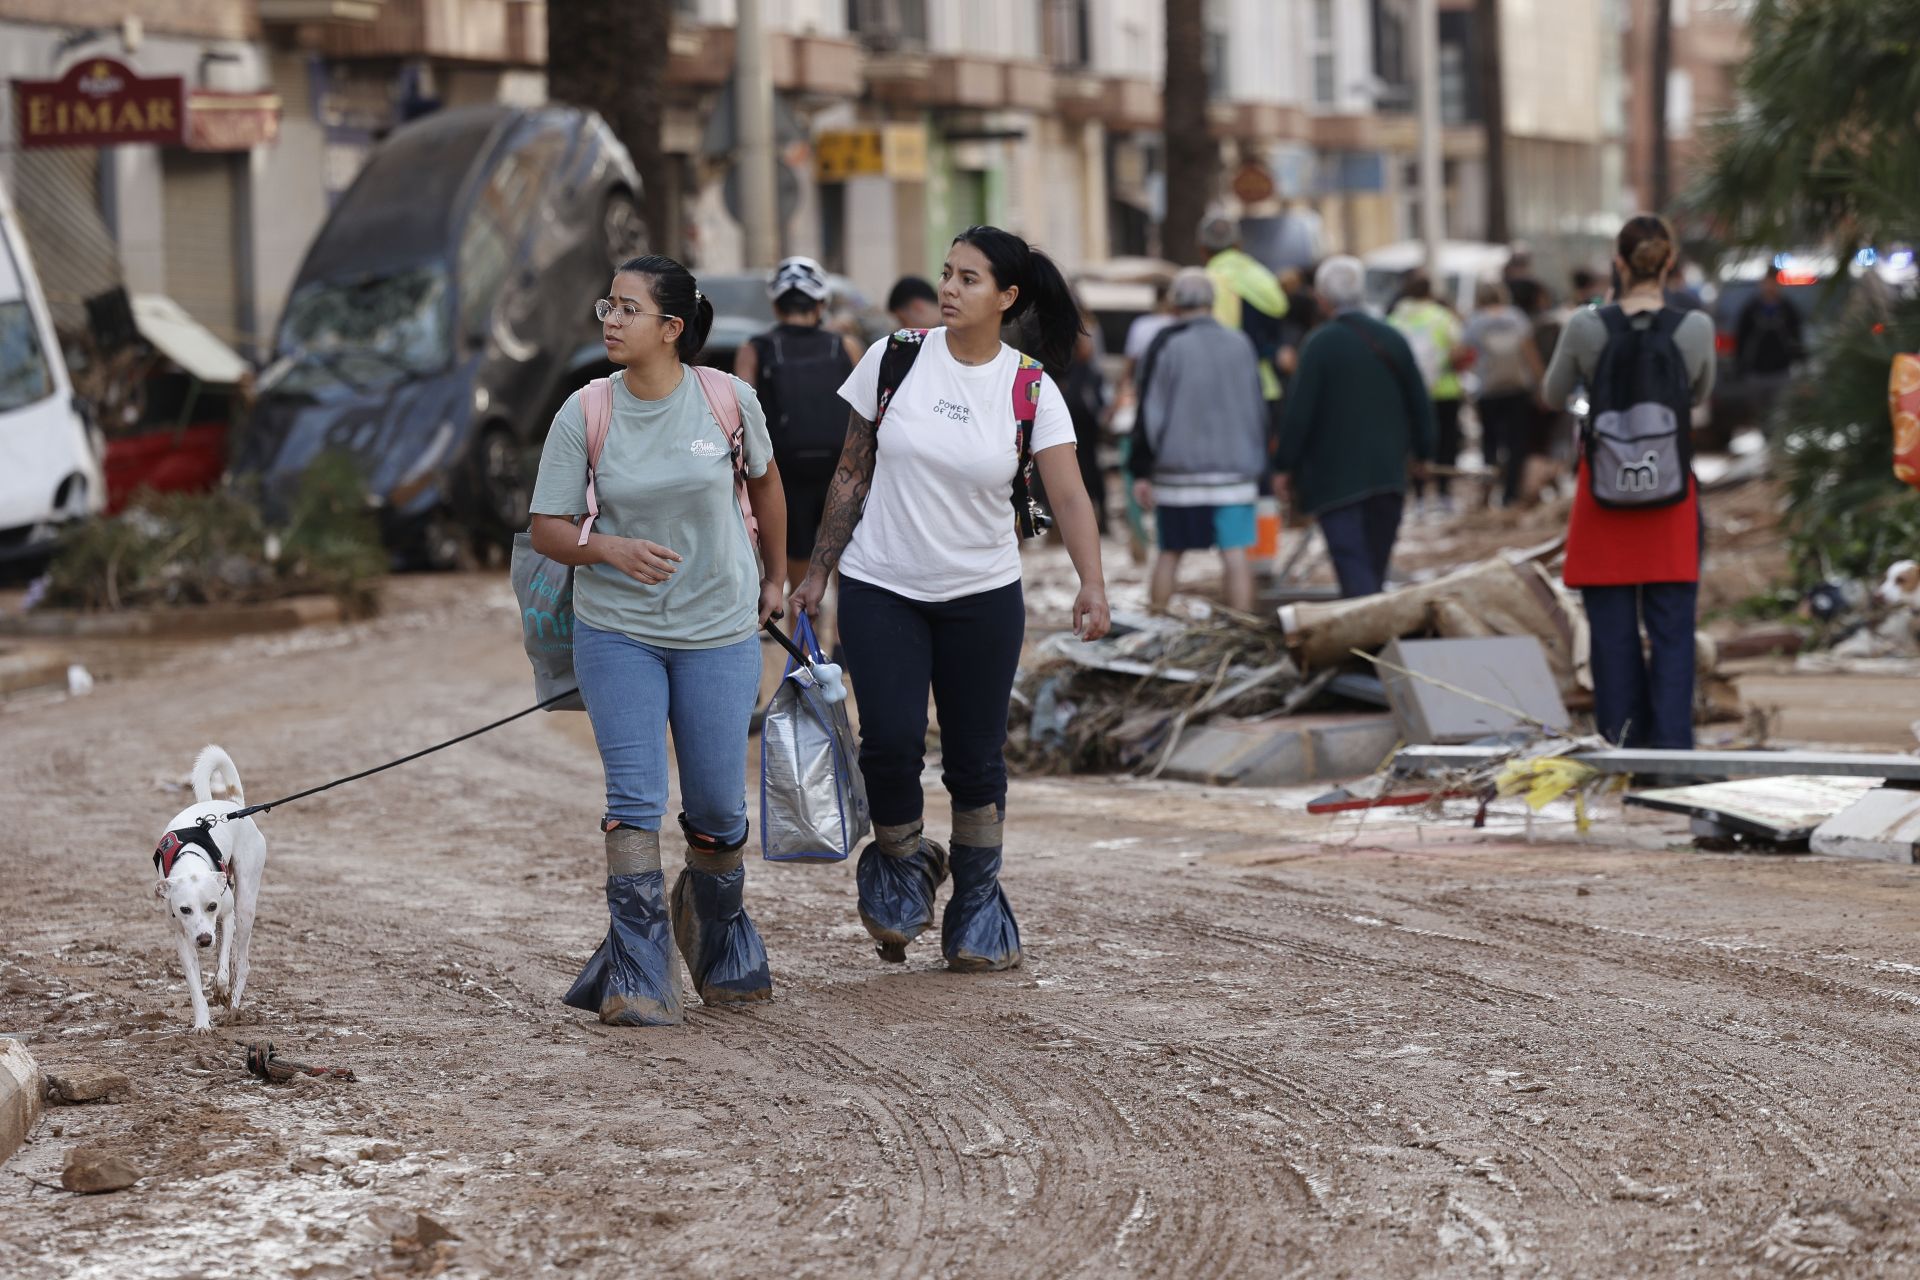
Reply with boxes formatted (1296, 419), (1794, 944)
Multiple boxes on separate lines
(5, 572), (1920, 1278)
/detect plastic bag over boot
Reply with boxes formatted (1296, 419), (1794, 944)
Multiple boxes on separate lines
(564, 826), (684, 1025)
(857, 821), (948, 964)
(671, 814), (772, 1005)
(944, 805), (1021, 972)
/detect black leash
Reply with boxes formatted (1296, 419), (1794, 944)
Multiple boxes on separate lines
(198, 687), (579, 829)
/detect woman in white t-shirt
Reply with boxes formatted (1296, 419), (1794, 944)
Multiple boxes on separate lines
(790, 226), (1111, 974)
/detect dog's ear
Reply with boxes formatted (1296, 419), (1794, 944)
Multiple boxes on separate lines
(153, 877), (170, 902)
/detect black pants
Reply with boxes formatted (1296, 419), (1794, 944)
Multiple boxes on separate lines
(1477, 392), (1534, 507)
(1318, 491), (1404, 598)
(838, 576), (1025, 827)
(1411, 398), (1462, 500)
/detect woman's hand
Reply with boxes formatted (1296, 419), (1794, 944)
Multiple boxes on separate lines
(757, 578), (786, 627)
(790, 569), (829, 622)
(1072, 582), (1111, 641)
(602, 536), (681, 585)
(1131, 478), (1155, 512)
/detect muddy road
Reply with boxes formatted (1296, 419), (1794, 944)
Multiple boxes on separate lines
(4, 575), (1920, 1277)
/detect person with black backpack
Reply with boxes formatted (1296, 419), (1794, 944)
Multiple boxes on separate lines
(1542, 215), (1715, 752)
(735, 257), (864, 596)
(790, 225), (1110, 975)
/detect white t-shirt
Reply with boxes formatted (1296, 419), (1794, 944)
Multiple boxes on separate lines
(1124, 313), (1175, 362)
(836, 329), (1076, 602)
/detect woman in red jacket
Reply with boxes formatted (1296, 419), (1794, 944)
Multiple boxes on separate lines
(1542, 216), (1715, 750)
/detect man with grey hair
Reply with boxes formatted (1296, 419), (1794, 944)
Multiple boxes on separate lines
(1275, 255), (1435, 597)
(1127, 267), (1269, 612)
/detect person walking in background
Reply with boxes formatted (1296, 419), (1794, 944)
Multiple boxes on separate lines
(528, 255), (787, 1027)
(1275, 256), (1434, 598)
(1062, 310), (1111, 534)
(1201, 215), (1289, 451)
(733, 257), (862, 598)
(1388, 272), (1466, 517)
(791, 226), (1110, 975)
(1543, 214), (1715, 752)
(1503, 243), (1548, 317)
(1734, 274), (1804, 381)
(1464, 281), (1545, 508)
(1128, 268), (1268, 614)
(886, 275), (942, 331)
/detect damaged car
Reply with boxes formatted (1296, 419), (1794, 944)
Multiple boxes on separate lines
(232, 104), (644, 566)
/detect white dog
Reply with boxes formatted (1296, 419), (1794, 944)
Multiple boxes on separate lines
(153, 746), (266, 1033)
(1877, 559), (1920, 609)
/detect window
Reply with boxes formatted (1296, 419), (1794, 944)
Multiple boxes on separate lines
(1042, 0), (1090, 69)
(1312, 0), (1338, 108)
(1313, 53), (1336, 106)
(275, 268), (452, 393)
(1313, 0), (1334, 42)
(1205, 27), (1230, 101)
(1439, 41), (1467, 125)
(0, 301), (53, 413)
(846, 0), (927, 51)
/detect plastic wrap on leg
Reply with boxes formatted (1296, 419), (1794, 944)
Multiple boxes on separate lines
(671, 859), (772, 1005)
(943, 823), (1021, 972)
(563, 870), (684, 1025)
(856, 824), (949, 963)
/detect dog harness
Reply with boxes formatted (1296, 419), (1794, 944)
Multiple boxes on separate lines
(154, 823), (233, 887)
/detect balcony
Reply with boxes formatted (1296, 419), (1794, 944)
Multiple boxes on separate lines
(312, 0), (545, 65)
(1002, 61), (1055, 113)
(1101, 76), (1161, 131)
(1311, 112), (1418, 152)
(668, 27), (864, 98)
(1211, 101), (1310, 143)
(866, 54), (1007, 110)
(1053, 71), (1106, 122)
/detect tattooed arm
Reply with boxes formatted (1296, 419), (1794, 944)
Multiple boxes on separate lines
(789, 410), (876, 618)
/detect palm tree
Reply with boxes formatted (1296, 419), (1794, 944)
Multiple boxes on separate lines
(1694, 0), (1920, 586)
(1475, 0), (1508, 243)
(1649, 0), (1673, 212)
(547, 0), (673, 258)
(1161, 0), (1216, 265)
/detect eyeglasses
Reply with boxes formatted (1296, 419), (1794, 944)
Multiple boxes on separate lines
(594, 299), (676, 326)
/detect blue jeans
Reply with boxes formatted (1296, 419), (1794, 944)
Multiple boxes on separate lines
(1581, 583), (1697, 750)
(572, 623), (761, 840)
(1318, 491), (1404, 597)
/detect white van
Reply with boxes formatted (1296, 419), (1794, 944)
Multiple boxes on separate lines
(0, 180), (102, 567)
(1362, 240), (1511, 315)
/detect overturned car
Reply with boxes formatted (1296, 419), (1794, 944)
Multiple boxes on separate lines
(233, 104), (644, 566)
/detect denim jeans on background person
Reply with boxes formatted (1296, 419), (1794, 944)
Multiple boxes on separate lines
(1318, 491), (1405, 598)
(572, 622), (762, 839)
(1580, 582), (1698, 750)
(837, 575), (1025, 828)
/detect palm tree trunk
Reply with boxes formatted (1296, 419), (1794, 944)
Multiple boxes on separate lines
(548, 0), (674, 257)
(1161, 0), (1216, 266)
(1475, 0), (1509, 243)
(1650, 0), (1673, 212)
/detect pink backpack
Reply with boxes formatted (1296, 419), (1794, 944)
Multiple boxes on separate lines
(573, 368), (759, 549)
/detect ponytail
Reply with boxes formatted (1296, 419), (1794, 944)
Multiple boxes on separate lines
(951, 225), (1084, 378)
(616, 254), (714, 361)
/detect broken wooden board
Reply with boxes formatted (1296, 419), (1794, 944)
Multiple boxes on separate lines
(1378, 635), (1571, 743)
(1393, 745), (1920, 783)
(1624, 775), (1879, 844)
(1810, 788), (1920, 863)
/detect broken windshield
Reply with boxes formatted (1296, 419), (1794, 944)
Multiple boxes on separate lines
(273, 267), (452, 393)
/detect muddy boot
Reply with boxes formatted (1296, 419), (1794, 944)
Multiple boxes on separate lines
(856, 820), (949, 964)
(563, 826), (683, 1026)
(942, 805), (1021, 972)
(669, 815), (772, 1005)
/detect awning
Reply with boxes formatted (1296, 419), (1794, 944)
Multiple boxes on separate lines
(131, 294), (250, 384)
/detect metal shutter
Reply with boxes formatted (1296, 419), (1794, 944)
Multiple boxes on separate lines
(10, 147), (121, 337)
(160, 151), (243, 349)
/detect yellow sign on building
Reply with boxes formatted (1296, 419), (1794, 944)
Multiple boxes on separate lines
(815, 124), (927, 183)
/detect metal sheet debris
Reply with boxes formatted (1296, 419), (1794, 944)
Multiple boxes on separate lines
(1393, 745), (1920, 783)
(1624, 775), (1880, 842)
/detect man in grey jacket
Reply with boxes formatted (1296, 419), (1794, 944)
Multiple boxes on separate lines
(1128, 268), (1269, 613)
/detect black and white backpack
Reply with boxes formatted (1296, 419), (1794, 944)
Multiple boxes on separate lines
(1584, 305), (1693, 508)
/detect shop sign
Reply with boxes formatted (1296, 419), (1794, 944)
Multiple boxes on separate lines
(1230, 160), (1277, 206)
(187, 91), (282, 151)
(814, 124), (928, 183)
(12, 58), (185, 150)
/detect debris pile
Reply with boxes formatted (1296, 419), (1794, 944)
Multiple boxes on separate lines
(1008, 611), (1301, 775)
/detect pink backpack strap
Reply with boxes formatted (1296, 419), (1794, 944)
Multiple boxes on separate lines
(691, 365), (759, 551)
(576, 377), (614, 546)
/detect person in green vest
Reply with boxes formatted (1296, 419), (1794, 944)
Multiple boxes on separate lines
(1387, 272), (1465, 517)
(1201, 215), (1288, 462)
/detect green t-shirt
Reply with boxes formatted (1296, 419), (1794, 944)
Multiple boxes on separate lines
(530, 367), (773, 649)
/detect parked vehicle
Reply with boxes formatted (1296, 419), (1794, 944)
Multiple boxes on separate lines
(0, 181), (102, 570)
(1362, 241), (1510, 316)
(101, 294), (251, 513)
(231, 104), (644, 567)
(698, 271), (889, 372)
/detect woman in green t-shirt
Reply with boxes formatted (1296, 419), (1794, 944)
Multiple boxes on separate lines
(529, 255), (788, 1027)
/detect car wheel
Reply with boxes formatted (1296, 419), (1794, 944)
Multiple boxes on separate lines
(476, 428), (532, 534)
(603, 191), (647, 263)
(420, 514), (469, 573)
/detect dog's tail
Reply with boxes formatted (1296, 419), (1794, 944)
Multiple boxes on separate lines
(192, 745), (244, 806)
